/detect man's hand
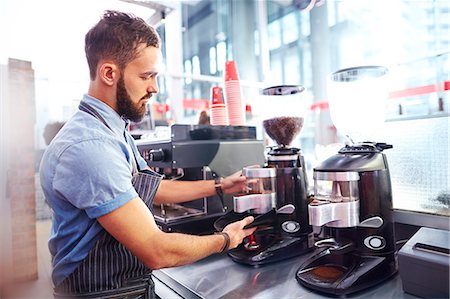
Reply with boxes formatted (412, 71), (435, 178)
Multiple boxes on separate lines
(221, 170), (247, 194)
(221, 165), (262, 195)
(222, 216), (256, 250)
(155, 165), (261, 204)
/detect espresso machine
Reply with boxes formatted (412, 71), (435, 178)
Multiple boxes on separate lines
(296, 66), (398, 295)
(136, 124), (265, 235)
(215, 85), (314, 265)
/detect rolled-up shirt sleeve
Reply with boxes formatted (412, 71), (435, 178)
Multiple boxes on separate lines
(53, 137), (139, 218)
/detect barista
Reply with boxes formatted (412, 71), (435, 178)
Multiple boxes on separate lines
(39, 10), (256, 298)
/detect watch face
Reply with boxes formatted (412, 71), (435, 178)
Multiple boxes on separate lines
(215, 177), (222, 187)
(214, 177), (224, 198)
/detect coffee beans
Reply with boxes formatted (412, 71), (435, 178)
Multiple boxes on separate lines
(263, 116), (304, 146)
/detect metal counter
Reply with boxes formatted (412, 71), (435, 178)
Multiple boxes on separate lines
(153, 250), (419, 299)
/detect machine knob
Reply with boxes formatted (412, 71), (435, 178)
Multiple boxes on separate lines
(149, 148), (165, 161)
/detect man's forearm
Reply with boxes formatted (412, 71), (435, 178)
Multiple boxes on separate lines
(154, 179), (217, 204)
(98, 197), (227, 270)
(148, 232), (226, 269)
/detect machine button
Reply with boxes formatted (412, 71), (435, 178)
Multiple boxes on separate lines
(370, 238), (382, 247)
(364, 236), (386, 250)
(282, 221), (300, 233)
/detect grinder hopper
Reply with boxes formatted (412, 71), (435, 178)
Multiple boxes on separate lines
(260, 85), (307, 149)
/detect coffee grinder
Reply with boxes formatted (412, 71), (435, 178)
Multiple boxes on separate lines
(296, 66), (398, 295)
(215, 85), (314, 265)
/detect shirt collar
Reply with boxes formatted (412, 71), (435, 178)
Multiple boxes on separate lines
(81, 94), (129, 135)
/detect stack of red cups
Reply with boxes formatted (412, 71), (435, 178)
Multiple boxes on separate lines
(224, 60), (246, 126)
(210, 86), (228, 125)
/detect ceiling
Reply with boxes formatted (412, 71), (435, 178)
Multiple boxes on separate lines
(120, 0), (203, 26)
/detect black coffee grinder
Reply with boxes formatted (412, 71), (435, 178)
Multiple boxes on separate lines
(296, 66), (398, 295)
(215, 85), (314, 266)
(296, 142), (397, 295)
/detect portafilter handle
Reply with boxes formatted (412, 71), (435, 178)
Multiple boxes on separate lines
(243, 204), (295, 229)
(243, 209), (276, 229)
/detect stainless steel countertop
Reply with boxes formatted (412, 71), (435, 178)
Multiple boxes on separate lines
(153, 250), (419, 299)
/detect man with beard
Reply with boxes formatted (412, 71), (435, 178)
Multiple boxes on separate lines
(39, 10), (256, 298)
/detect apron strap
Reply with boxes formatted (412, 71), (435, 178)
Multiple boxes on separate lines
(79, 101), (113, 131)
(78, 101), (140, 173)
(125, 133), (141, 173)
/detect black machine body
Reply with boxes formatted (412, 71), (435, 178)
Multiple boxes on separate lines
(221, 145), (314, 266)
(296, 142), (397, 295)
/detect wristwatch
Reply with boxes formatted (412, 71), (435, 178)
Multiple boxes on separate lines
(214, 176), (223, 198)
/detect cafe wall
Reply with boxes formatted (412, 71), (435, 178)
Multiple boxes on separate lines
(0, 59), (38, 289)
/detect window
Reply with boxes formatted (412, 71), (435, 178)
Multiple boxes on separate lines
(281, 12), (298, 45)
(284, 46), (300, 84)
(184, 59), (192, 85)
(192, 55), (200, 76)
(254, 30), (260, 56)
(216, 41), (226, 72)
(268, 20), (281, 50)
(172, 0), (449, 218)
(209, 46), (217, 74)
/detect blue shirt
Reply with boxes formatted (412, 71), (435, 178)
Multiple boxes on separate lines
(39, 94), (148, 287)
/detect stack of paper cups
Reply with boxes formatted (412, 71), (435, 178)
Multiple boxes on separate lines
(210, 86), (228, 125)
(224, 60), (246, 126)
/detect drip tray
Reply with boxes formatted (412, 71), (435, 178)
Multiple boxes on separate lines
(296, 250), (396, 295)
(154, 204), (205, 222)
(296, 250), (358, 292)
(299, 264), (348, 284)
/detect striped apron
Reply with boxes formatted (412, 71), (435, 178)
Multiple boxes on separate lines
(54, 101), (162, 298)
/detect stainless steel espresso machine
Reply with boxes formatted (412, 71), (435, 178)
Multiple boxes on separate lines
(136, 124), (265, 235)
(296, 66), (398, 295)
(215, 85), (314, 265)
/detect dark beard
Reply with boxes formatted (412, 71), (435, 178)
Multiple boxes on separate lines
(116, 76), (148, 123)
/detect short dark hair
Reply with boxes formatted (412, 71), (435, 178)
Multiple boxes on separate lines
(85, 10), (161, 80)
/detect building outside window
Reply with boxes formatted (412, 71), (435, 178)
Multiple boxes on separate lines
(156, 0), (449, 219)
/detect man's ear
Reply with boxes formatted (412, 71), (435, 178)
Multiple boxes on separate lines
(99, 62), (118, 86)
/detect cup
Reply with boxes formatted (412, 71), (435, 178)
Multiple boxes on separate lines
(211, 86), (225, 104)
(224, 60), (246, 126)
(210, 86), (228, 125)
(224, 60), (240, 82)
